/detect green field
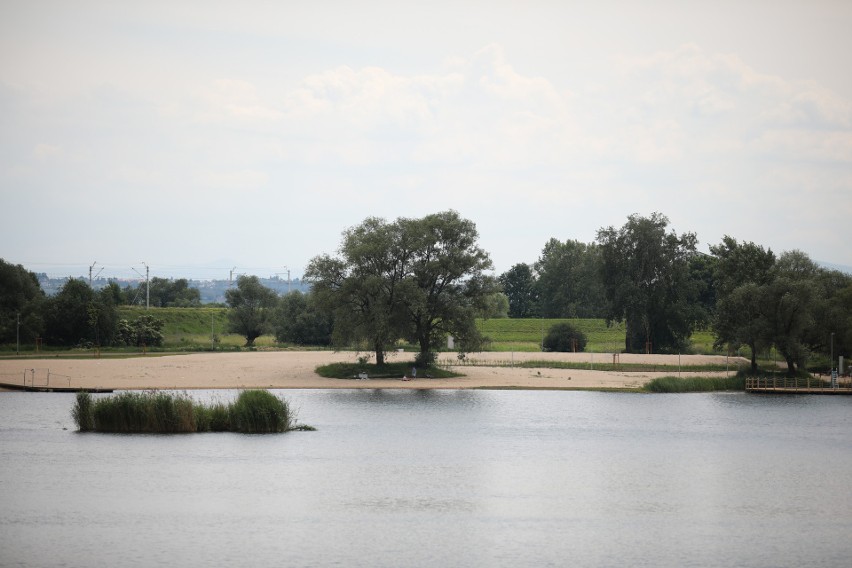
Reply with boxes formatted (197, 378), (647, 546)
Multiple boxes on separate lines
(117, 306), (257, 350)
(477, 318), (720, 354)
(105, 309), (724, 354)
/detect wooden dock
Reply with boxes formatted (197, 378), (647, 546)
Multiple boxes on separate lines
(746, 376), (852, 395)
(0, 381), (113, 393)
(0, 368), (113, 393)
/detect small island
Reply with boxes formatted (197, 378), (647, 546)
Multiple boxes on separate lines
(72, 389), (314, 434)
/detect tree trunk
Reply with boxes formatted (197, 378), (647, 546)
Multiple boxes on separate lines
(784, 355), (796, 377)
(418, 335), (431, 367)
(374, 341), (385, 366)
(749, 342), (758, 374)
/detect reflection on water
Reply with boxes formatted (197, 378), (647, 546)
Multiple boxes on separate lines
(1, 390), (851, 567)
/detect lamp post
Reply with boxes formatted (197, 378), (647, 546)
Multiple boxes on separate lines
(831, 332), (835, 372)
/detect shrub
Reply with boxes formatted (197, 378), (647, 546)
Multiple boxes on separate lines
(117, 315), (165, 347)
(542, 323), (588, 352)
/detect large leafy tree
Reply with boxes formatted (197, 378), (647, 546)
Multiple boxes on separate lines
(43, 279), (118, 347)
(713, 282), (771, 373)
(272, 291), (333, 346)
(401, 211), (496, 364)
(306, 217), (409, 364)
(597, 213), (700, 353)
(534, 239), (605, 318)
(710, 235), (776, 297)
(498, 263), (538, 318)
(711, 237), (777, 372)
(713, 242), (851, 375)
(148, 277), (201, 307)
(306, 211), (496, 366)
(763, 251), (823, 375)
(124, 277), (201, 307)
(0, 259), (45, 344)
(225, 275), (279, 346)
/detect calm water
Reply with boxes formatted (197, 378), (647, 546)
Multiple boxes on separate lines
(1, 390), (851, 568)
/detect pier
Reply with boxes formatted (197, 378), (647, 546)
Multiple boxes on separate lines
(746, 376), (852, 395)
(0, 368), (113, 393)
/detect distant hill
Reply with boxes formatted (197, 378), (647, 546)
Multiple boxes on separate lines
(817, 261), (852, 275)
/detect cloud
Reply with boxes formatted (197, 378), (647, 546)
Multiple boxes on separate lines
(196, 79), (284, 125)
(195, 169), (269, 192)
(33, 143), (63, 160)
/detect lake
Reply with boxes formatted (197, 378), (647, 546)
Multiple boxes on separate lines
(1, 389), (850, 567)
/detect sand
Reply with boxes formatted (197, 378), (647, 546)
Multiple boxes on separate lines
(0, 350), (747, 391)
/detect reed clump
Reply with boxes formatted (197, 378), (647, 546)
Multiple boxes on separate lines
(643, 375), (745, 393)
(73, 390), (303, 433)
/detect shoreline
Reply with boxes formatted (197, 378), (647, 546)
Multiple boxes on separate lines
(0, 351), (745, 392)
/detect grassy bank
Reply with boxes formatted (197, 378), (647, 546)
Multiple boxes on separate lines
(73, 389), (313, 433)
(316, 361), (463, 380)
(441, 357), (741, 374)
(643, 375), (746, 393)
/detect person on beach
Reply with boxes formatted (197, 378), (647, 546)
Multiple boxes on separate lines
(412, 366), (417, 379)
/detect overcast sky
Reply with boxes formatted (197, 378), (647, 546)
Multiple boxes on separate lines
(2, 0), (851, 281)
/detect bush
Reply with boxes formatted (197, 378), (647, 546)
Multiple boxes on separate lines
(542, 323), (588, 352)
(116, 315), (165, 347)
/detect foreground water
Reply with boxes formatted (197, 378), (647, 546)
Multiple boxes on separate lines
(1, 390), (850, 567)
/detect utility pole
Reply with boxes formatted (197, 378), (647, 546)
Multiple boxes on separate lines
(88, 261), (103, 286)
(133, 263), (150, 309)
(278, 267), (291, 294)
(143, 262), (149, 310)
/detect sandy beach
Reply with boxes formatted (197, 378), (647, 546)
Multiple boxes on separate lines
(0, 350), (746, 391)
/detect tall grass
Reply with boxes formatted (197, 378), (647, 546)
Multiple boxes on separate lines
(229, 390), (291, 433)
(643, 375), (745, 393)
(73, 390), (301, 433)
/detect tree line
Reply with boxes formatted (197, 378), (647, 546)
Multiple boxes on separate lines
(2, 210), (850, 374)
(0, 259), (330, 350)
(499, 212), (851, 372)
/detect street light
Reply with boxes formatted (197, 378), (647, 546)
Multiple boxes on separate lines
(831, 332), (835, 372)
